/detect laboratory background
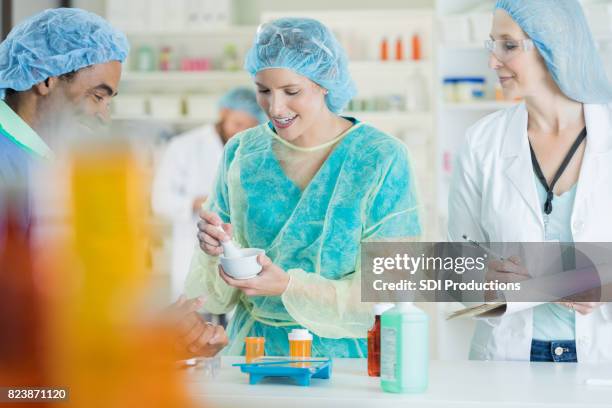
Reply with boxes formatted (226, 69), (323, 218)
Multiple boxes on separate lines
(3, 0), (612, 360)
(1, 0), (612, 406)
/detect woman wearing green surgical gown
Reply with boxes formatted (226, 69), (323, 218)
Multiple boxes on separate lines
(185, 17), (421, 357)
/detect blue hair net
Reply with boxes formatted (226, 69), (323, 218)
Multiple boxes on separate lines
(0, 8), (129, 100)
(218, 86), (267, 123)
(244, 17), (356, 113)
(495, 0), (612, 103)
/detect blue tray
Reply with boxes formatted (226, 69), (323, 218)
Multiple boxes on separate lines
(233, 357), (332, 386)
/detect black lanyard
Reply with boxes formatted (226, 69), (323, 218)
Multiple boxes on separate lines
(529, 127), (586, 215)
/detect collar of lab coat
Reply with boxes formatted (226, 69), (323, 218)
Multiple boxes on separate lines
(0, 100), (53, 159)
(502, 102), (612, 158)
(501, 102), (612, 229)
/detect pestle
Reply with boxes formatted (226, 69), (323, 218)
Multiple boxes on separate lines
(215, 225), (242, 258)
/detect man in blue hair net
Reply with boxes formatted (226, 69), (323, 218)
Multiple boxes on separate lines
(0, 7), (229, 361)
(0, 8), (129, 166)
(0, 6), (130, 220)
(152, 86), (265, 301)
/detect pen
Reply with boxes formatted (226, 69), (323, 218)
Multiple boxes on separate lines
(462, 234), (505, 261)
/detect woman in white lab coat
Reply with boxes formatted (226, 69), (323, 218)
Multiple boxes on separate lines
(152, 87), (265, 300)
(448, 0), (612, 362)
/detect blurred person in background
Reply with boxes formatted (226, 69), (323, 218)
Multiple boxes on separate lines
(152, 87), (265, 302)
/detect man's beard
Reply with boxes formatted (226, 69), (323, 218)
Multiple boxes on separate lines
(37, 106), (108, 150)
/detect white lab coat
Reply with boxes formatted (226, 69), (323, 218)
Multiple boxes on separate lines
(448, 102), (612, 362)
(152, 125), (224, 300)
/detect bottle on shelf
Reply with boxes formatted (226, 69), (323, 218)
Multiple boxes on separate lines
(405, 69), (429, 112)
(136, 45), (155, 72)
(395, 36), (404, 61)
(411, 33), (422, 61)
(159, 46), (173, 71)
(443, 150), (453, 177)
(495, 81), (505, 101)
(222, 43), (240, 71)
(380, 37), (389, 61)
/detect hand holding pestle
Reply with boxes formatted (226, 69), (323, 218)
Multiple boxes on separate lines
(215, 225), (242, 258)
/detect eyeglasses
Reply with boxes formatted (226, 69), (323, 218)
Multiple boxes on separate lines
(484, 39), (534, 62)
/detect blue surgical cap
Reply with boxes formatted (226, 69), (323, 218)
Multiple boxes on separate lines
(218, 87), (266, 123)
(0, 8), (129, 100)
(244, 17), (356, 113)
(495, 0), (612, 103)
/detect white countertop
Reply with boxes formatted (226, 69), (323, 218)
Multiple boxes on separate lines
(184, 357), (612, 408)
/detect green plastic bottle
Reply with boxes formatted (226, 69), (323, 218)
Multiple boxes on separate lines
(380, 302), (429, 393)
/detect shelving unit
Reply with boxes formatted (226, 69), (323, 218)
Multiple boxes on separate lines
(120, 26), (259, 37)
(110, 22), (258, 136)
(346, 111), (433, 127)
(121, 71), (250, 82)
(441, 101), (519, 111)
(112, 115), (209, 126)
(119, 70), (252, 95)
(349, 60), (432, 70)
(440, 42), (483, 50)
(435, 0), (501, 229)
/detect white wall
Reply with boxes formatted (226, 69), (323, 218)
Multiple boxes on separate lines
(13, 0), (58, 25)
(71, 0), (105, 16)
(9, 0), (436, 27)
(10, 0), (105, 27)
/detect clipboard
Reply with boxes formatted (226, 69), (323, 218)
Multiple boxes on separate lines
(446, 302), (506, 320)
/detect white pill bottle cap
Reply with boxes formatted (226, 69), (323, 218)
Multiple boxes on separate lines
(288, 328), (313, 341)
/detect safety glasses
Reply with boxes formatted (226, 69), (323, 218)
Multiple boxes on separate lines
(484, 39), (534, 62)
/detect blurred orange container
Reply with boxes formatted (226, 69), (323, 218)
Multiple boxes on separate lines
(288, 329), (312, 360)
(245, 337), (265, 363)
